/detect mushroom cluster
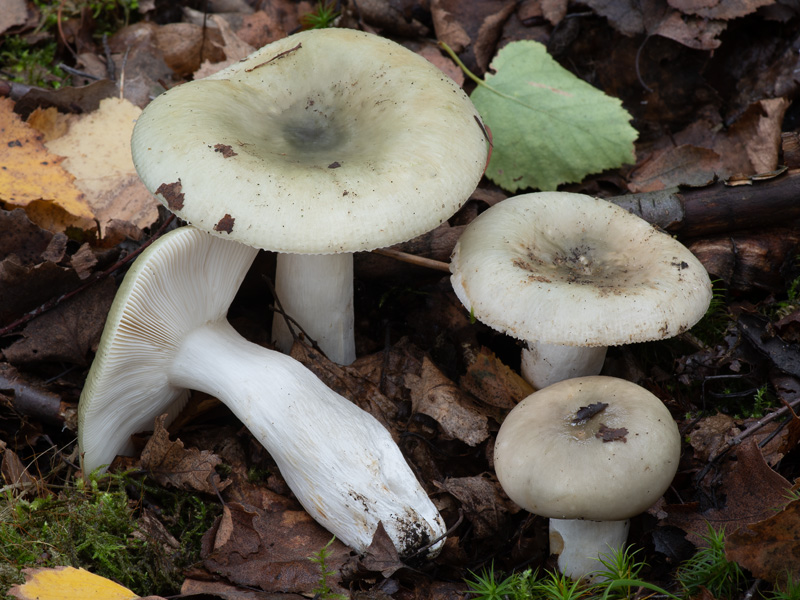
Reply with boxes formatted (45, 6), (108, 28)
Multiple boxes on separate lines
(450, 192), (712, 388)
(131, 27), (488, 365)
(494, 376), (681, 580)
(78, 226), (446, 557)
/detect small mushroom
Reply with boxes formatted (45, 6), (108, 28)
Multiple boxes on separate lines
(131, 28), (488, 365)
(449, 192), (712, 388)
(78, 226), (445, 557)
(493, 376), (681, 580)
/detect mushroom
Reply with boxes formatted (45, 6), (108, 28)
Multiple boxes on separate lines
(78, 226), (446, 557)
(449, 192), (712, 388)
(493, 376), (681, 580)
(130, 28), (489, 365)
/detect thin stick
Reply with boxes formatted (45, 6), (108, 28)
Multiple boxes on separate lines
(371, 248), (450, 272)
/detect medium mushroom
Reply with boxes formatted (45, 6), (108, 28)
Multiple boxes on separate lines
(78, 226), (446, 557)
(449, 192), (712, 388)
(493, 376), (681, 580)
(130, 27), (489, 365)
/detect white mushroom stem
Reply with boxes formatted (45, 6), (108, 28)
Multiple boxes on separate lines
(171, 319), (444, 555)
(521, 342), (607, 389)
(272, 253), (356, 365)
(549, 518), (630, 582)
(78, 227), (445, 557)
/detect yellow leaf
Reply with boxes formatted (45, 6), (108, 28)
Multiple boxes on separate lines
(45, 97), (159, 236)
(0, 97), (96, 232)
(8, 566), (139, 600)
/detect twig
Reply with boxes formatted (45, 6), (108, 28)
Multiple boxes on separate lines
(261, 275), (328, 358)
(0, 214), (175, 338)
(371, 248), (450, 272)
(694, 394), (800, 483)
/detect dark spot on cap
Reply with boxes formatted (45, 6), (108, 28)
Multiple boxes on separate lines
(156, 180), (185, 210)
(328, 161), (341, 169)
(8, 140), (22, 147)
(214, 143), (237, 158)
(215, 214), (235, 233)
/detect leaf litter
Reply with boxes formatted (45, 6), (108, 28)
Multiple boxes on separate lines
(3, 0), (800, 597)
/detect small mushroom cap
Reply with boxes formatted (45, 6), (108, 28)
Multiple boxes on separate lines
(131, 28), (488, 254)
(494, 376), (681, 521)
(450, 192), (713, 347)
(78, 227), (257, 474)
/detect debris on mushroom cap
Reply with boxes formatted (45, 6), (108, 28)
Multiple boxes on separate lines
(493, 376), (681, 521)
(131, 28), (489, 254)
(450, 192), (713, 347)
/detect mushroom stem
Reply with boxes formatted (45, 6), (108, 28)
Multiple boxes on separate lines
(272, 253), (356, 365)
(171, 319), (443, 555)
(549, 518), (630, 581)
(520, 342), (607, 388)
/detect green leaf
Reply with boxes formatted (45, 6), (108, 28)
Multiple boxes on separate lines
(468, 40), (637, 192)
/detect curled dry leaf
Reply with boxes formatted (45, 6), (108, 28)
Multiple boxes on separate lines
(406, 357), (489, 447)
(140, 414), (231, 495)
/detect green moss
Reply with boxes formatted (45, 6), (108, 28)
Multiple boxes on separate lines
(0, 470), (219, 598)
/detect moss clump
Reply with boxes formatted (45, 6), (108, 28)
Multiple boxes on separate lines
(0, 470), (219, 597)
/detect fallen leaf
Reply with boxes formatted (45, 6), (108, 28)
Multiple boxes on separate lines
(406, 357), (489, 446)
(202, 501), (350, 594)
(0, 97), (95, 232)
(725, 500), (800, 585)
(140, 414), (232, 494)
(2, 277), (116, 366)
(460, 346), (533, 410)
(435, 473), (519, 538)
(0, 0), (29, 36)
(665, 438), (792, 543)
(669, 0), (775, 20)
(45, 97), (159, 235)
(470, 40), (637, 192)
(8, 566), (140, 600)
(628, 145), (720, 192)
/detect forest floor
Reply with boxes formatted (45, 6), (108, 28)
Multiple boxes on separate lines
(2, 0), (800, 599)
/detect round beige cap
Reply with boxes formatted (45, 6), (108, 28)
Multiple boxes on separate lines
(494, 376), (681, 521)
(450, 192), (712, 347)
(131, 28), (488, 254)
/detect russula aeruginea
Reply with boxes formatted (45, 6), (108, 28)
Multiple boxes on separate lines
(131, 28), (489, 365)
(494, 376), (681, 580)
(78, 226), (445, 557)
(449, 192), (712, 388)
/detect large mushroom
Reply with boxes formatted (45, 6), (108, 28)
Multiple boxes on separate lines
(131, 27), (488, 365)
(493, 376), (681, 580)
(449, 192), (712, 388)
(78, 226), (446, 557)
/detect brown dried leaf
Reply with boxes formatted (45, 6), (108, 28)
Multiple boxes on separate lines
(460, 346), (533, 410)
(628, 145), (720, 192)
(668, 0), (775, 19)
(3, 277), (115, 366)
(406, 357), (489, 446)
(665, 438), (792, 543)
(725, 499), (800, 584)
(435, 473), (519, 538)
(140, 414), (231, 494)
(360, 522), (405, 578)
(202, 501), (349, 594)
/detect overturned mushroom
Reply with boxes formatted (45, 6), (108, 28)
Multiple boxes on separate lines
(494, 376), (681, 580)
(450, 192), (712, 388)
(78, 226), (445, 557)
(131, 28), (488, 365)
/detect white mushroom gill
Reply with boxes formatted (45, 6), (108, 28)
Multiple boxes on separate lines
(78, 226), (445, 557)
